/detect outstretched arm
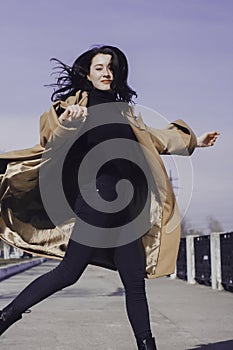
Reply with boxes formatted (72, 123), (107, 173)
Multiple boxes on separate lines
(146, 119), (197, 156)
(196, 131), (220, 147)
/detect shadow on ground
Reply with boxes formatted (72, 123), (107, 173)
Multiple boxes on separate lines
(187, 340), (233, 350)
(0, 286), (125, 300)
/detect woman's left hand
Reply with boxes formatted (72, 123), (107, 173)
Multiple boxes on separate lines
(197, 131), (220, 147)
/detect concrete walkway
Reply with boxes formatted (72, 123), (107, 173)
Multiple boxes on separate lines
(0, 260), (232, 350)
(0, 257), (48, 282)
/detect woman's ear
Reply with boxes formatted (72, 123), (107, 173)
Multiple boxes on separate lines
(87, 74), (91, 81)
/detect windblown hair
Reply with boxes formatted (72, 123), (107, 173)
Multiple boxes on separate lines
(47, 45), (137, 103)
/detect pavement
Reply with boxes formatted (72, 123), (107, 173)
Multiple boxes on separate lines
(0, 259), (232, 350)
(0, 258), (48, 282)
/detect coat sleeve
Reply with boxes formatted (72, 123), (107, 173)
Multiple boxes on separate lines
(39, 92), (85, 148)
(146, 119), (197, 156)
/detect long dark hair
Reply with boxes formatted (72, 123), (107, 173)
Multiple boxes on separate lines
(47, 45), (137, 103)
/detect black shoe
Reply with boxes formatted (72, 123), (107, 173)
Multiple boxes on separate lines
(136, 335), (157, 350)
(0, 305), (31, 336)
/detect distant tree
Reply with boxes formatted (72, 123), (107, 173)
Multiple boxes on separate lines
(186, 228), (203, 236)
(181, 217), (203, 237)
(181, 217), (190, 237)
(207, 215), (224, 233)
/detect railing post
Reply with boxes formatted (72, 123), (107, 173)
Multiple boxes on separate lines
(186, 235), (196, 284)
(3, 242), (10, 259)
(210, 232), (224, 291)
(13, 247), (23, 258)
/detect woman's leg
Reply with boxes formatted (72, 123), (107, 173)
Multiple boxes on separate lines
(5, 239), (95, 314)
(3, 186), (99, 316)
(113, 238), (152, 341)
(0, 238), (95, 336)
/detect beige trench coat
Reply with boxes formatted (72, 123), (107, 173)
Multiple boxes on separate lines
(0, 91), (197, 278)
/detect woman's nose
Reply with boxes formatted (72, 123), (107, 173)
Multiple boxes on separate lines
(103, 67), (111, 77)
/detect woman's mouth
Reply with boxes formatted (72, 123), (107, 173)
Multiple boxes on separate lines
(101, 80), (111, 84)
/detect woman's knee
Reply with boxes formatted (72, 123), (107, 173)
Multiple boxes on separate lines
(51, 264), (81, 287)
(121, 274), (146, 294)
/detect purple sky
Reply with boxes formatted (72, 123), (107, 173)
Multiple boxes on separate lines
(0, 0), (232, 232)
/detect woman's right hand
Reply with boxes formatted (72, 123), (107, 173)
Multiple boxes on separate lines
(58, 104), (88, 124)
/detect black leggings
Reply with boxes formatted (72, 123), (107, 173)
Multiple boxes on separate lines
(9, 238), (152, 340)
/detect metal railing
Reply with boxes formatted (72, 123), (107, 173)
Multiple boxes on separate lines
(0, 241), (32, 260)
(175, 232), (233, 293)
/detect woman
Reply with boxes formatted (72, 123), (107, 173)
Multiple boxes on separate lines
(0, 45), (219, 349)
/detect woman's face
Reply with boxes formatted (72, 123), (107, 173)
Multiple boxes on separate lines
(87, 53), (113, 91)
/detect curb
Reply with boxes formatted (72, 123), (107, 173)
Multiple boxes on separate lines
(0, 258), (49, 282)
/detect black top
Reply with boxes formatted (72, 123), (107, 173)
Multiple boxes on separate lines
(79, 89), (144, 181)
(62, 88), (151, 210)
(87, 88), (117, 107)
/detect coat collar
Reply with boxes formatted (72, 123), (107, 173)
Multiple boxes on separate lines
(77, 90), (146, 130)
